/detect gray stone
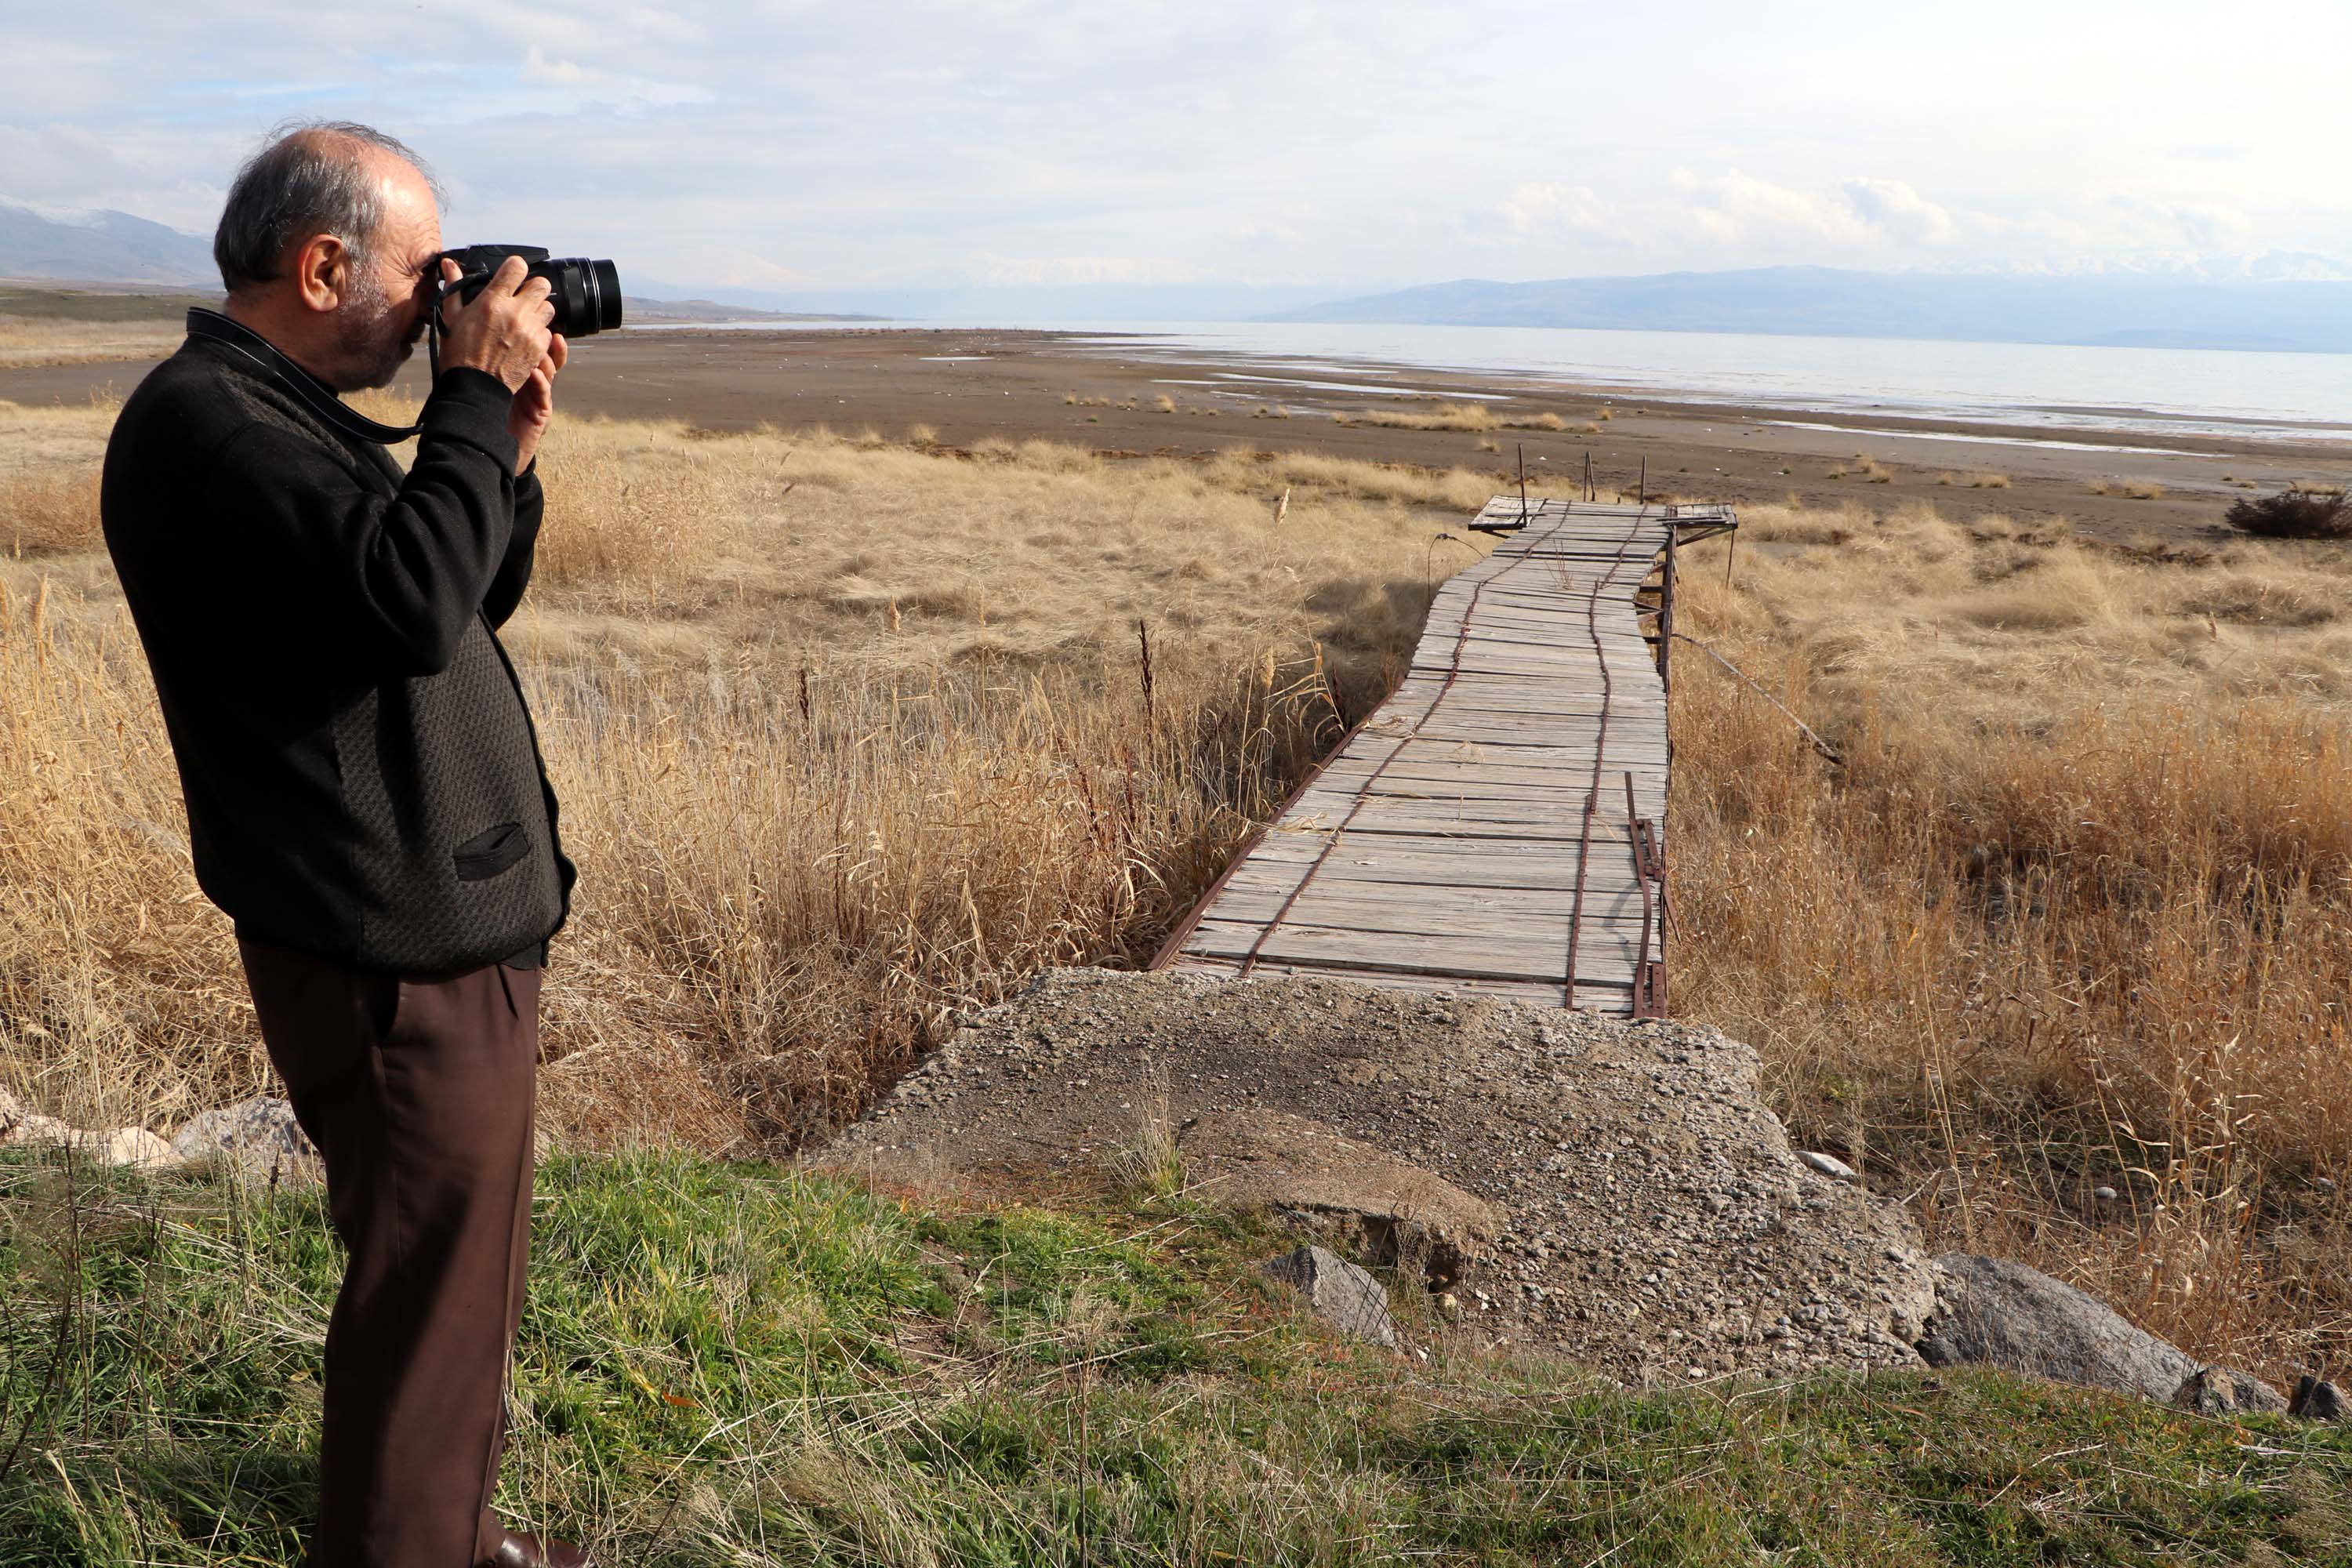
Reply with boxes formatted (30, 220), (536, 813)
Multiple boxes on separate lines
(2092, 1185), (2118, 1202)
(1261, 1244), (1399, 1349)
(2173, 1366), (2288, 1417)
(170, 1098), (321, 1184)
(1917, 1254), (2199, 1400)
(2289, 1377), (2346, 1421)
(1798, 1150), (1857, 1181)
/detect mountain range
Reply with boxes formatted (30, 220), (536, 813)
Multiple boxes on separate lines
(5, 199), (2347, 353)
(1265, 267), (2352, 354)
(0, 201), (216, 285)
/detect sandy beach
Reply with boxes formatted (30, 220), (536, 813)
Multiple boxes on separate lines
(5, 322), (2343, 546)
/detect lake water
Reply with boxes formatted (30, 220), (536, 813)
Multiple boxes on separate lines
(636, 318), (2352, 448)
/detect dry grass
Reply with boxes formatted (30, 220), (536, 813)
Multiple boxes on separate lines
(0, 398), (113, 557)
(1671, 499), (2352, 1375)
(0, 317), (183, 368)
(1344, 402), (1593, 435)
(2089, 477), (2167, 500)
(0, 405), (1501, 1153)
(19, 390), (2352, 1377)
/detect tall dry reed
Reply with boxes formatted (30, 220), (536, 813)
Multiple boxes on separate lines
(2, 411), (1477, 1152)
(1668, 505), (2352, 1376)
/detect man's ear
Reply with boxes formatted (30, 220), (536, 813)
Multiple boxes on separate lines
(291, 232), (351, 315)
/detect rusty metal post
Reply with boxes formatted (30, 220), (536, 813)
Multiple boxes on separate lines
(1627, 768), (1659, 1019)
(1660, 516), (1679, 691)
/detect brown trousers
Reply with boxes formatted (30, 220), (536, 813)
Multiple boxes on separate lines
(239, 940), (541, 1568)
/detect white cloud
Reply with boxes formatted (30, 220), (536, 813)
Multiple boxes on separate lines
(1672, 168), (1873, 247)
(1497, 182), (1606, 236)
(1841, 178), (1954, 245)
(520, 45), (710, 109)
(5, 1), (2352, 292)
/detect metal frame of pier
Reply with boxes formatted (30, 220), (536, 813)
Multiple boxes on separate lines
(1154, 496), (1736, 1015)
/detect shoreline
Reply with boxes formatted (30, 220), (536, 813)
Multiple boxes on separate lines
(5, 323), (2345, 546)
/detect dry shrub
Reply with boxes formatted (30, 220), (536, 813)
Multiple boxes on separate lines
(0, 580), (254, 1127)
(1347, 401), (1561, 433)
(2228, 488), (2352, 540)
(533, 654), (1334, 1148)
(1674, 505), (2352, 1374)
(1349, 402), (1488, 432)
(1, 466), (101, 555)
(527, 420), (735, 601)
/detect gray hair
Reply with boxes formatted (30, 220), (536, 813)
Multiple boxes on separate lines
(213, 120), (444, 295)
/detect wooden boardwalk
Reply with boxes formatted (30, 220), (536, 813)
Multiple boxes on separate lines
(1157, 497), (1734, 1014)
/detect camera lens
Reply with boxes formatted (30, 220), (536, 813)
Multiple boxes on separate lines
(590, 260), (622, 332)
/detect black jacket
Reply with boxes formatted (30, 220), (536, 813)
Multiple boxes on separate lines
(101, 325), (574, 975)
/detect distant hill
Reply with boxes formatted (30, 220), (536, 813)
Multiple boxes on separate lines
(626, 295), (882, 324)
(639, 281), (1339, 324)
(0, 201), (214, 285)
(1272, 267), (2352, 354)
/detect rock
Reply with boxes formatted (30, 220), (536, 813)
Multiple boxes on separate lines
(1, 1109), (75, 1148)
(2092, 1185), (2118, 1201)
(1179, 1109), (1500, 1286)
(1798, 1150), (1857, 1181)
(96, 1127), (176, 1170)
(2289, 1377), (2346, 1421)
(1917, 1254), (2199, 1401)
(1261, 1244), (1399, 1349)
(2172, 1366), (2288, 1417)
(170, 1097), (321, 1184)
(1, 1107), (173, 1170)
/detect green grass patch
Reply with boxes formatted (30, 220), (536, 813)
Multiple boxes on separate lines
(3, 1148), (2347, 1565)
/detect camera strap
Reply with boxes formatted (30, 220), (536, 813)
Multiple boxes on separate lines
(184, 308), (423, 445)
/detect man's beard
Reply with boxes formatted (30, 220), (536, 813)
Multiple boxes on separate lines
(329, 263), (417, 392)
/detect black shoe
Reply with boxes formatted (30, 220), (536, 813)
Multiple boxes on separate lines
(482, 1530), (596, 1568)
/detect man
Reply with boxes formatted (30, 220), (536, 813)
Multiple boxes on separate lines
(101, 121), (591, 1568)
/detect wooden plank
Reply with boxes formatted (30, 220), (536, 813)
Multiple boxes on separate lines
(1217, 849), (1659, 896)
(1155, 494), (1703, 1010)
(1202, 882), (1651, 931)
(1182, 919), (1648, 984)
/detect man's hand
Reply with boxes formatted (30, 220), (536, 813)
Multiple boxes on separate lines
(436, 256), (554, 393)
(510, 335), (566, 473)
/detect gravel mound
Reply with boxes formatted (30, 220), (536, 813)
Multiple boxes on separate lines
(817, 967), (1937, 1385)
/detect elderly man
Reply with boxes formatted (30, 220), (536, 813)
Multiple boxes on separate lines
(101, 122), (590, 1568)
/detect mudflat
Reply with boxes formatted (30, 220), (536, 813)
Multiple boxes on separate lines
(5, 322), (2343, 545)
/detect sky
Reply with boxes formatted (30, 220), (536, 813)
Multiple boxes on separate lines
(6, 0), (2350, 297)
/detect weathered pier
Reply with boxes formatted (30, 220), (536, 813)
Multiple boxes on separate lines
(1156, 497), (1735, 1014)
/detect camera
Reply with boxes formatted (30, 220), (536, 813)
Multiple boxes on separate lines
(437, 245), (622, 338)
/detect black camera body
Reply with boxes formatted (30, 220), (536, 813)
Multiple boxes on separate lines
(437, 245), (622, 338)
